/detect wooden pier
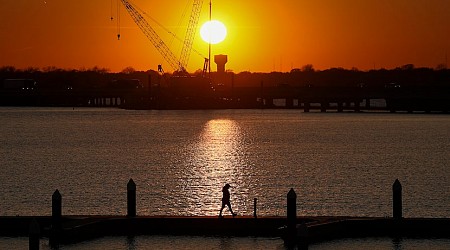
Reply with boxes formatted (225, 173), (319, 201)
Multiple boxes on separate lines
(1, 215), (449, 247)
(1, 179), (450, 249)
(0, 215), (296, 243)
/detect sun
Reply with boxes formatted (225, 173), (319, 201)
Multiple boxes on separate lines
(200, 20), (227, 44)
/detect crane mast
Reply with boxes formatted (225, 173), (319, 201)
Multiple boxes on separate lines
(120, 0), (183, 72)
(179, 0), (203, 70)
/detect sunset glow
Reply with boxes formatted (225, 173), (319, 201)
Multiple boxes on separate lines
(0, 1), (449, 72)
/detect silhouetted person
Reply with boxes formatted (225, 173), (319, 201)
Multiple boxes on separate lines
(219, 183), (237, 218)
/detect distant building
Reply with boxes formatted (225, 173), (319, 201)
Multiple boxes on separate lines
(2, 79), (37, 90)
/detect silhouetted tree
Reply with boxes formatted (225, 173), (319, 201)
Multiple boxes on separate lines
(399, 64), (415, 70)
(436, 63), (447, 70)
(2, 66), (15, 71)
(301, 64), (315, 72)
(121, 67), (136, 74)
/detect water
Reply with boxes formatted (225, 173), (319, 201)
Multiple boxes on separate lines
(1, 107), (449, 249)
(2, 236), (450, 250)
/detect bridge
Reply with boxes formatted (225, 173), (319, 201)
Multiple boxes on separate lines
(0, 88), (142, 108)
(143, 84), (450, 112)
(1, 84), (449, 112)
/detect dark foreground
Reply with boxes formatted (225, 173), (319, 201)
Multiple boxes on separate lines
(1, 215), (449, 247)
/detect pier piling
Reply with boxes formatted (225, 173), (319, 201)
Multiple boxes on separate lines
(28, 219), (40, 250)
(127, 179), (136, 217)
(50, 189), (62, 247)
(393, 179), (402, 219)
(253, 198), (257, 218)
(304, 102), (310, 112)
(337, 102), (344, 112)
(298, 222), (309, 249)
(287, 188), (297, 239)
(52, 190), (62, 229)
(355, 101), (361, 112)
(320, 102), (327, 112)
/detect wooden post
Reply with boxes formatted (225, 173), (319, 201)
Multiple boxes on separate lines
(298, 222), (309, 249)
(127, 179), (136, 217)
(287, 188), (297, 233)
(286, 98), (294, 108)
(52, 190), (62, 230)
(253, 198), (257, 219)
(29, 219), (40, 250)
(355, 100), (361, 112)
(337, 102), (344, 112)
(320, 102), (327, 112)
(50, 190), (62, 248)
(393, 179), (402, 219)
(304, 102), (310, 112)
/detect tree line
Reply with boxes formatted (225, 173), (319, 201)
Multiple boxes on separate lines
(1, 65), (449, 90)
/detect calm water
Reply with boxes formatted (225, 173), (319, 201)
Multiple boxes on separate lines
(2, 236), (450, 250)
(1, 107), (449, 249)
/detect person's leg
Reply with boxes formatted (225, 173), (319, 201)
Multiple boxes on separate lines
(227, 203), (236, 216)
(219, 203), (225, 217)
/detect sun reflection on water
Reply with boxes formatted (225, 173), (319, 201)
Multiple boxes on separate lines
(199, 119), (245, 168)
(179, 119), (252, 215)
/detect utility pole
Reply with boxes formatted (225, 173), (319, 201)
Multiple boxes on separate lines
(208, 0), (212, 77)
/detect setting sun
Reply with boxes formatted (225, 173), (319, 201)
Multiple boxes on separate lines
(200, 20), (227, 45)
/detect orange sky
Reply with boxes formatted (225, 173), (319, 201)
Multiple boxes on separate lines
(1, 0), (449, 73)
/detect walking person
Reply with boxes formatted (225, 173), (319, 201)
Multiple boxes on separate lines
(219, 183), (237, 218)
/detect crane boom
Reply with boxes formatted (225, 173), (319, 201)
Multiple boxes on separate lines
(120, 0), (182, 71)
(179, 0), (203, 69)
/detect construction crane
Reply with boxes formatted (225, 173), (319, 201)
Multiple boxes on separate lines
(180, 0), (203, 70)
(118, 0), (205, 73)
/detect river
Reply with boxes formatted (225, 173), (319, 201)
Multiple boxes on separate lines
(1, 107), (449, 249)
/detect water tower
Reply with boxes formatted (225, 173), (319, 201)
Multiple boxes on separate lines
(214, 54), (228, 73)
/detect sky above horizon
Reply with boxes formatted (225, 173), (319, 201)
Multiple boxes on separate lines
(1, 0), (449, 73)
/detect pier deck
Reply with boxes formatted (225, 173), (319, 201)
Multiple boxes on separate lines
(1, 215), (449, 246)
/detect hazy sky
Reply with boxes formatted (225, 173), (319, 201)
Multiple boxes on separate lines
(1, 0), (449, 73)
